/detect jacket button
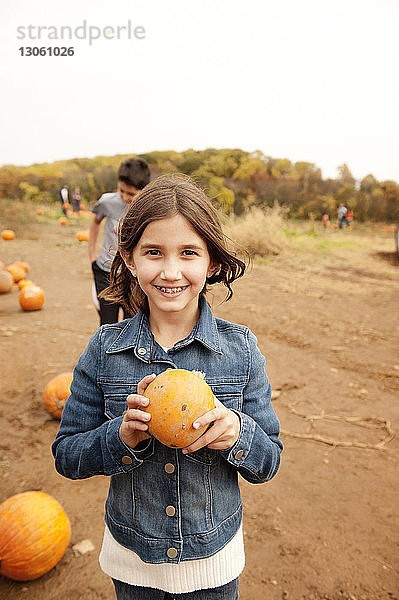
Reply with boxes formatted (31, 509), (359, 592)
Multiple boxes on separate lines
(164, 463), (175, 474)
(167, 547), (178, 559)
(122, 455), (133, 464)
(138, 347), (147, 355)
(165, 505), (176, 517)
(234, 449), (244, 460)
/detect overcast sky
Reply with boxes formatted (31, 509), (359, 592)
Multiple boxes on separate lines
(1, 0), (398, 182)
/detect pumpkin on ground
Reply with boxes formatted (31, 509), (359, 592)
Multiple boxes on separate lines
(14, 261), (29, 273)
(59, 217), (68, 225)
(18, 279), (33, 289)
(143, 369), (215, 448)
(1, 230), (15, 241)
(0, 270), (13, 293)
(6, 263), (26, 283)
(0, 491), (71, 581)
(19, 285), (45, 311)
(43, 372), (73, 419)
(76, 230), (89, 242)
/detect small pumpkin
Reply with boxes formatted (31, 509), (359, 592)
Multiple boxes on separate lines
(0, 270), (13, 293)
(143, 369), (215, 448)
(6, 263), (26, 283)
(0, 491), (71, 581)
(1, 230), (15, 241)
(79, 203), (84, 210)
(36, 209), (43, 216)
(62, 202), (70, 210)
(14, 261), (29, 273)
(59, 217), (68, 225)
(43, 372), (73, 419)
(76, 230), (89, 242)
(18, 279), (34, 289)
(19, 285), (45, 311)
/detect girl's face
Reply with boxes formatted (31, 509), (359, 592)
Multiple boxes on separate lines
(129, 214), (215, 318)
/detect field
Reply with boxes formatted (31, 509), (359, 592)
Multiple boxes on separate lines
(0, 207), (398, 600)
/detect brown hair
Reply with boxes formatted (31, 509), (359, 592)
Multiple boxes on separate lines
(117, 158), (151, 189)
(101, 174), (246, 315)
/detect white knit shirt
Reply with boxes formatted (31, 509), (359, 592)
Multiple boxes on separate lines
(99, 524), (245, 594)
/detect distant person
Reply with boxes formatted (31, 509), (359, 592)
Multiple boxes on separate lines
(88, 158), (151, 325)
(346, 209), (353, 228)
(59, 184), (69, 216)
(337, 203), (347, 229)
(321, 212), (329, 229)
(72, 187), (81, 213)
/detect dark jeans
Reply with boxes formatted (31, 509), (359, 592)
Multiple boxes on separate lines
(112, 578), (239, 600)
(92, 261), (129, 325)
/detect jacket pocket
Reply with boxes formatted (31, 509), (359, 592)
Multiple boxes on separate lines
(103, 384), (138, 419)
(184, 446), (219, 465)
(214, 392), (243, 412)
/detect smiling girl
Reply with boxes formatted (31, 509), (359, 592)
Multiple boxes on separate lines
(52, 174), (283, 600)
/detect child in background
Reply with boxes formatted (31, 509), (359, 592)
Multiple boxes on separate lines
(89, 157), (151, 325)
(72, 186), (82, 213)
(53, 174), (283, 600)
(346, 209), (353, 228)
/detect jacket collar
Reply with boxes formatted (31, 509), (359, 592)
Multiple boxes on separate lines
(105, 296), (222, 360)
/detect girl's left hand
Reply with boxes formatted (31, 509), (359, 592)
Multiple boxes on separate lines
(182, 397), (240, 453)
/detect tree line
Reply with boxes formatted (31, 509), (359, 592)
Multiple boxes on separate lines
(0, 148), (398, 222)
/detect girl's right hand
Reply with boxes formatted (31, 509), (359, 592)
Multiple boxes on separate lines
(119, 374), (156, 449)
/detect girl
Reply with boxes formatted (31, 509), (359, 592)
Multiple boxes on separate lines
(52, 174), (283, 600)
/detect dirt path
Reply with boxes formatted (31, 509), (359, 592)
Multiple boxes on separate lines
(1, 221), (398, 600)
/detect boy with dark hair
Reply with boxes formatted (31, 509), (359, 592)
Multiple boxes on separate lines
(89, 157), (151, 325)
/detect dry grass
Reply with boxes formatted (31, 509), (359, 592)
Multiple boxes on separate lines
(224, 205), (289, 258)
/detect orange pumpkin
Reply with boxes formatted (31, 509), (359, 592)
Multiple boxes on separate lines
(6, 263), (26, 283)
(59, 217), (68, 225)
(144, 369), (215, 448)
(79, 203), (84, 210)
(0, 270), (13, 293)
(62, 202), (70, 210)
(36, 209), (43, 216)
(14, 261), (29, 273)
(1, 230), (15, 240)
(19, 285), (45, 311)
(43, 372), (73, 419)
(0, 491), (71, 581)
(18, 279), (33, 289)
(76, 230), (89, 242)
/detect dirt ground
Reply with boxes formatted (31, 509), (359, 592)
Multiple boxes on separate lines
(0, 219), (398, 600)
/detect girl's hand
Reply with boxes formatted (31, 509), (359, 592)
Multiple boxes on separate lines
(119, 374), (156, 449)
(182, 397), (240, 454)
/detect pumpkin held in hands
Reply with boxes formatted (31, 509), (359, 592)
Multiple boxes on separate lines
(0, 491), (71, 581)
(43, 372), (73, 419)
(144, 369), (215, 448)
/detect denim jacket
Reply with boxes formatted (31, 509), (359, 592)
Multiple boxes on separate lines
(52, 298), (282, 564)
